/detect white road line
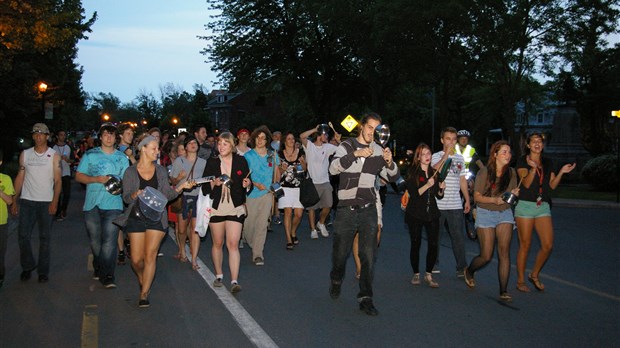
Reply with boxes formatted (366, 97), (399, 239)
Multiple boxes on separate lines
(168, 229), (279, 348)
(464, 251), (620, 302)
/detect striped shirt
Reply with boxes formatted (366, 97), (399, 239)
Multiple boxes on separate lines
(329, 138), (399, 207)
(431, 151), (466, 210)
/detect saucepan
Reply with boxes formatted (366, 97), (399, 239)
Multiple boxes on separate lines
(104, 175), (122, 195)
(270, 182), (285, 199)
(501, 191), (519, 205)
(374, 124), (390, 148)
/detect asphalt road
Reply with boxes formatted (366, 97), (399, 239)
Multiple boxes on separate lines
(1, 181), (618, 347)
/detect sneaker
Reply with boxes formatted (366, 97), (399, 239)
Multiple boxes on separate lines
(231, 282), (242, 293)
(411, 273), (421, 285)
(92, 271), (100, 280)
(38, 274), (49, 283)
(456, 269), (465, 278)
(138, 299), (150, 308)
(272, 215), (281, 224)
(102, 276), (117, 289)
(431, 265), (440, 274)
(20, 270), (32, 281)
(424, 273), (439, 288)
(329, 281), (341, 299)
(499, 292), (513, 302)
(213, 277), (224, 287)
(310, 229), (319, 239)
(253, 257), (264, 266)
(359, 298), (379, 316)
(157, 252), (164, 257)
(55, 216), (64, 222)
(317, 223), (329, 237)
(239, 239), (244, 248)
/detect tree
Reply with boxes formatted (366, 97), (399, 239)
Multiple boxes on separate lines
(0, 0), (96, 159)
(555, 0), (620, 155)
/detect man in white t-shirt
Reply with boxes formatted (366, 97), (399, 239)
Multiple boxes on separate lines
(431, 127), (470, 277)
(12, 123), (62, 283)
(300, 125), (341, 239)
(52, 130), (74, 221)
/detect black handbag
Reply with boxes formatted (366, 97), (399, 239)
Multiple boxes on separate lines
(299, 176), (320, 208)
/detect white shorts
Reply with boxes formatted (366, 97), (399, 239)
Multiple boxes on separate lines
(277, 187), (304, 209)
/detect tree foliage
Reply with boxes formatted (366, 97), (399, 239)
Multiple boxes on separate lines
(0, 0), (96, 158)
(202, 0), (619, 156)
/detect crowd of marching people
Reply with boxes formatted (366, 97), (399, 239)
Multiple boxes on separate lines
(0, 114), (575, 315)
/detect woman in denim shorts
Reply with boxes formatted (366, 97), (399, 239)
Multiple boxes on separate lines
(464, 140), (519, 302)
(514, 132), (576, 292)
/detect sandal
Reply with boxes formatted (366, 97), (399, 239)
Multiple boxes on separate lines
(286, 243), (294, 250)
(516, 282), (531, 293)
(463, 268), (475, 288)
(192, 263), (201, 270)
(179, 256), (188, 263)
(528, 274), (545, 291)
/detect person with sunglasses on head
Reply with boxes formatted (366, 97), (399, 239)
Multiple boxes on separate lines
(463, 141), (519, 302)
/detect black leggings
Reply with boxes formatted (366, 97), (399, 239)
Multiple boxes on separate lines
(466, 224), (513, 294)
(407, 219), (439, 274)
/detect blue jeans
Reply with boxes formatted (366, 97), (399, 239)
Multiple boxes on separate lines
(330, 204), (378, 300)
(84, 207), (121, 280)
(18, 199), (53, 275)
(438, 209), (468, 271)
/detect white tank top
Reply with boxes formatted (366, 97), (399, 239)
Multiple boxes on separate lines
(22, 147), (56, 202)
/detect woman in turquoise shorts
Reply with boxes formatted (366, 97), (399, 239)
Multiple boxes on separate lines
(515, 132), (575, 292)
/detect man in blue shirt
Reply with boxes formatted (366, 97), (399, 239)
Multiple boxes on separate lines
(76, 123), (129, 288)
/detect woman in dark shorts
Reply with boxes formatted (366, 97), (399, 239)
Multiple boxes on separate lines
(201, 132), (252, 293)
(121, 135), (194, 307)
(515, 132), (575, 292)
(464, 140), (519, 302)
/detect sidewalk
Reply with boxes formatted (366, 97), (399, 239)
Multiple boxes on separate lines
(553, 198), (620, 209)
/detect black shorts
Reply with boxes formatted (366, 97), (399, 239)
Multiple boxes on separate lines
(125, 215), (165, 233)
(209, 214), (246, 224)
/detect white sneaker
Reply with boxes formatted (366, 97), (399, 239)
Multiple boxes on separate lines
(310, 229), (319, 239)
(317, 223), (329, 237)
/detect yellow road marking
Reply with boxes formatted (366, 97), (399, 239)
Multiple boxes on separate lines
(81, 305), (98, 348)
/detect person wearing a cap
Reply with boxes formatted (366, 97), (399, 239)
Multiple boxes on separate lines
(118, 135), (194, 307)
(11, 123), (62, 283)
(300, 124), (341, 239)
(169, 135), (207, 271)
(75, 123), (130, 289)
(235, 128), (251, 155)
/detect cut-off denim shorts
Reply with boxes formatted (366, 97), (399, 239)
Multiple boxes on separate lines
(475, 206), (515, 228)
(514, 200), (551, 219)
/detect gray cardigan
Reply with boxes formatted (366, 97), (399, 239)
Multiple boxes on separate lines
(113, 164), (179, 229)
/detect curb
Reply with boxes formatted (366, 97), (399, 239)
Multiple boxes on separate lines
(553, 198), (620, 209)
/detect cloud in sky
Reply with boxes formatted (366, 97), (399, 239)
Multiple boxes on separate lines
(77, 1), (219, 103)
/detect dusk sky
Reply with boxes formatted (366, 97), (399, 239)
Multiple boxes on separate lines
(76, 0), (219, 103)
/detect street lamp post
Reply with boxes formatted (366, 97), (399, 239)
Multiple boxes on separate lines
(612, 110), (620, 203)
(38, 82), (48, 120)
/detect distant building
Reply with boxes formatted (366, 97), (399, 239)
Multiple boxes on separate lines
(204, 90), (285, 133)
(514, 99), (590, 182)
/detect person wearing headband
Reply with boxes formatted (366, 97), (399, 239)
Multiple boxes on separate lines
(118, 135), (194, 307)
(75, 123), (130, 289)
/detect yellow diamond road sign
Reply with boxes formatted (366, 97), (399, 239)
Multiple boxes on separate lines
(341, 115), (358, 132)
